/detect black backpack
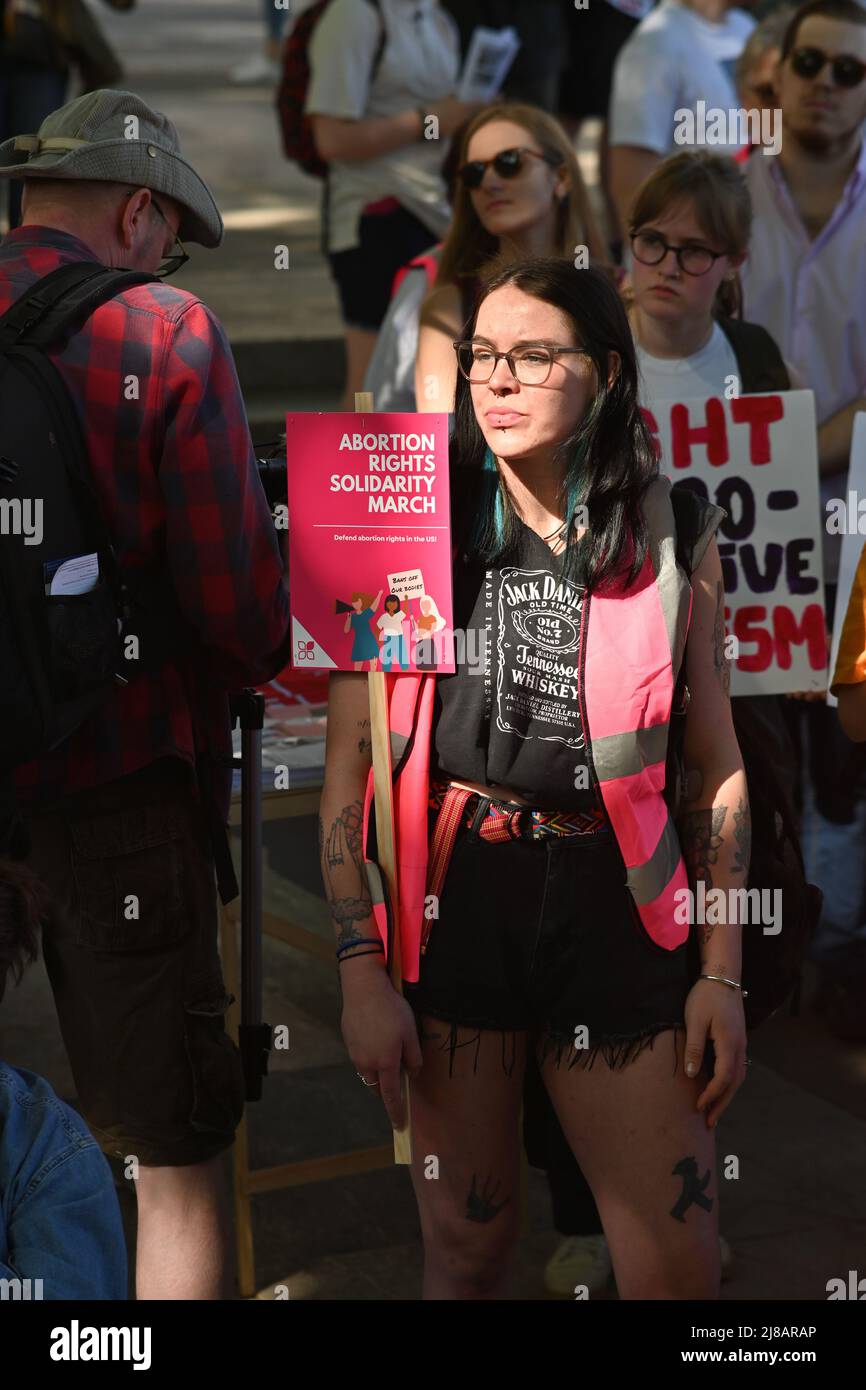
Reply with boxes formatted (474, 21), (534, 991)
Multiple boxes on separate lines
(0, 262), (211, 864)
(666, 485), (823, 1029)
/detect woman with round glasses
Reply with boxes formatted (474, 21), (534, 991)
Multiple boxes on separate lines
(414, 104), (607, 413)
(321, 256), (750, 1299)
(625, 151), (804, 414)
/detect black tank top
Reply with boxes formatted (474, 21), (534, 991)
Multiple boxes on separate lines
(432, 467), (721, 810)
(432, 467), (598, 810)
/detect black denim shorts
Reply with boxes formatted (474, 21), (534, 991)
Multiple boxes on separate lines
(23, 758), (245, 1167)
(406, 803), (695, 1074)
(327, 203), (437, 330)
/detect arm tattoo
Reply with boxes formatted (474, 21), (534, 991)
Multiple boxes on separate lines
(732, 797), (751, 878)
(318, 800), (373, 947)
(712, 581), (731, 698)
(466, 1173), (510, 1223)
(357, 717), (372, 757)
(679, 805), (727, 890)
(680, 804), (727, 945)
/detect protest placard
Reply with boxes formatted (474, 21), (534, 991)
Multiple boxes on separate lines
(642, 390), (827, 695)
(286, 412), (454, 673)
(827, 412), (866, 706)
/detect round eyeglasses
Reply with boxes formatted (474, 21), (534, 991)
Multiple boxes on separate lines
(630, 230), (728, 276)
(453, 341), (590, 385)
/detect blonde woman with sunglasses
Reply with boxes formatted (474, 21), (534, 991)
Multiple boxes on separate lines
(415, 104), (608, 414)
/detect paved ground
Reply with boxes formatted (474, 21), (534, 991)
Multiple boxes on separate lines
(2, 0), (864, 1302)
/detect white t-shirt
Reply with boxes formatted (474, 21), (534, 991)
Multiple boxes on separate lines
(609, 0), (755, 157)
(306, 0), (460, 253)
(635, 321), (739, 413)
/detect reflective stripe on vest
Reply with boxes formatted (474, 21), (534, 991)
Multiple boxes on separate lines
(583, 476), (692, 949)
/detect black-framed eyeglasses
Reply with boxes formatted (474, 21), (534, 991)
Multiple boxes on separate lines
(790, 45), (866, 88)
(453, 340), (590, 385)
(127, 188), (189, 277)
(149, 196), (189, 278)
(457, 146), (560, 191)
(630, 230), (728, 276)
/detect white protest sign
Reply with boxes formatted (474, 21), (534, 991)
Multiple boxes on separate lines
(642, 390), (827, 695)
(387, 568), (424, 600)
(826, 412), (866, 707)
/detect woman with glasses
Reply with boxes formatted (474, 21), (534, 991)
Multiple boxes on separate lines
(414, 104), (607, 413)
(625, 151), (804, 414)
(321, 257), (750, 1299)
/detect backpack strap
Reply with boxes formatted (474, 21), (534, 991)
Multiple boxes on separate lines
(715, 315), (791, 394)
(0, 262), (158, 353)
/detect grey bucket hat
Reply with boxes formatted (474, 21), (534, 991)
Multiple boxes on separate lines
(0, 88), (223, 248)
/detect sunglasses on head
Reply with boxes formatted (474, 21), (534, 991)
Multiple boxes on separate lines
(457, 146), (559, 190)
(790, 45), (866, 87)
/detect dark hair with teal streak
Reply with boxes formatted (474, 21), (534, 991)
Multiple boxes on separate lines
(453, 258), (658, 591)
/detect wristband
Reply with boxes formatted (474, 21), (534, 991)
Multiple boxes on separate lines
(336, 936), (383, 958)
(700, 972), (748, 998)
(338, 947), (385, 964)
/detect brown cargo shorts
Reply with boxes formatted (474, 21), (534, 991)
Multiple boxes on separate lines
(23, 757), (245, 1167)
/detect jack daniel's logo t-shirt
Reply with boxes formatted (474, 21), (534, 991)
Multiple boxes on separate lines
(432, 468), (598, 810)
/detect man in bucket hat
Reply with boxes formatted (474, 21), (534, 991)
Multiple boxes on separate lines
(0, 90), (290, 1298)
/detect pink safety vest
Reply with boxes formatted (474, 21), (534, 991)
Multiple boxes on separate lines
(361, 476), (693, 982)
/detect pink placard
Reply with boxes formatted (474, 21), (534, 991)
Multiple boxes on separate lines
(286, 412), (455, 672)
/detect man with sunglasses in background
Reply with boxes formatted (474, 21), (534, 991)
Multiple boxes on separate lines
(0, 89), (291, 1297)
(740, 0), (866, 1042)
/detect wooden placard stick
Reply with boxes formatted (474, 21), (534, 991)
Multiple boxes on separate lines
(355, 390), (412, 1165)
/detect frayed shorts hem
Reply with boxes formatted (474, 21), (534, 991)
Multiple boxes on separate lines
(410, 1001), (689, 1079)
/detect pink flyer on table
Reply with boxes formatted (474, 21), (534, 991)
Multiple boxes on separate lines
(286, 412), (455, 673)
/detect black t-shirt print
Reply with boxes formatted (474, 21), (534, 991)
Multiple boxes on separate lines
(433, 489), (598, 811)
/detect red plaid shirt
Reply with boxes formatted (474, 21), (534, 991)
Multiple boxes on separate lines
(1, 225), (290, 818)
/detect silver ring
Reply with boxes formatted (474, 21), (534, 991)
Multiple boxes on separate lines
(744, 1059), (752, 1067)
(356, 1072), (380, 1088)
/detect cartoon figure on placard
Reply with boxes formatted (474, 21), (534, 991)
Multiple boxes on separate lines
(411, 593), (446, 670)
(340, 588), (383, 670)
(376, 593), (410, 672)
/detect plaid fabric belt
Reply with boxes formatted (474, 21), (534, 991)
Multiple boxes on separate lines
(423, 777), (609, 954)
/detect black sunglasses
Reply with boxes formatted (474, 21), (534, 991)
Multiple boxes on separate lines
(790, 45), (866, 87)
(457, 146), (560, 190)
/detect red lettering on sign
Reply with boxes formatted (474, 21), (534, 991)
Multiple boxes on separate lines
(729, 395), (784, 465)
(773, 603), (828, 671)
(733, 604), (827, 674)
(733, 606), (773, 671)
(670, 399), (728, 470)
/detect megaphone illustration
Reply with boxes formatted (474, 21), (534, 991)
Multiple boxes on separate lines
(334, 599), (354, 614)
